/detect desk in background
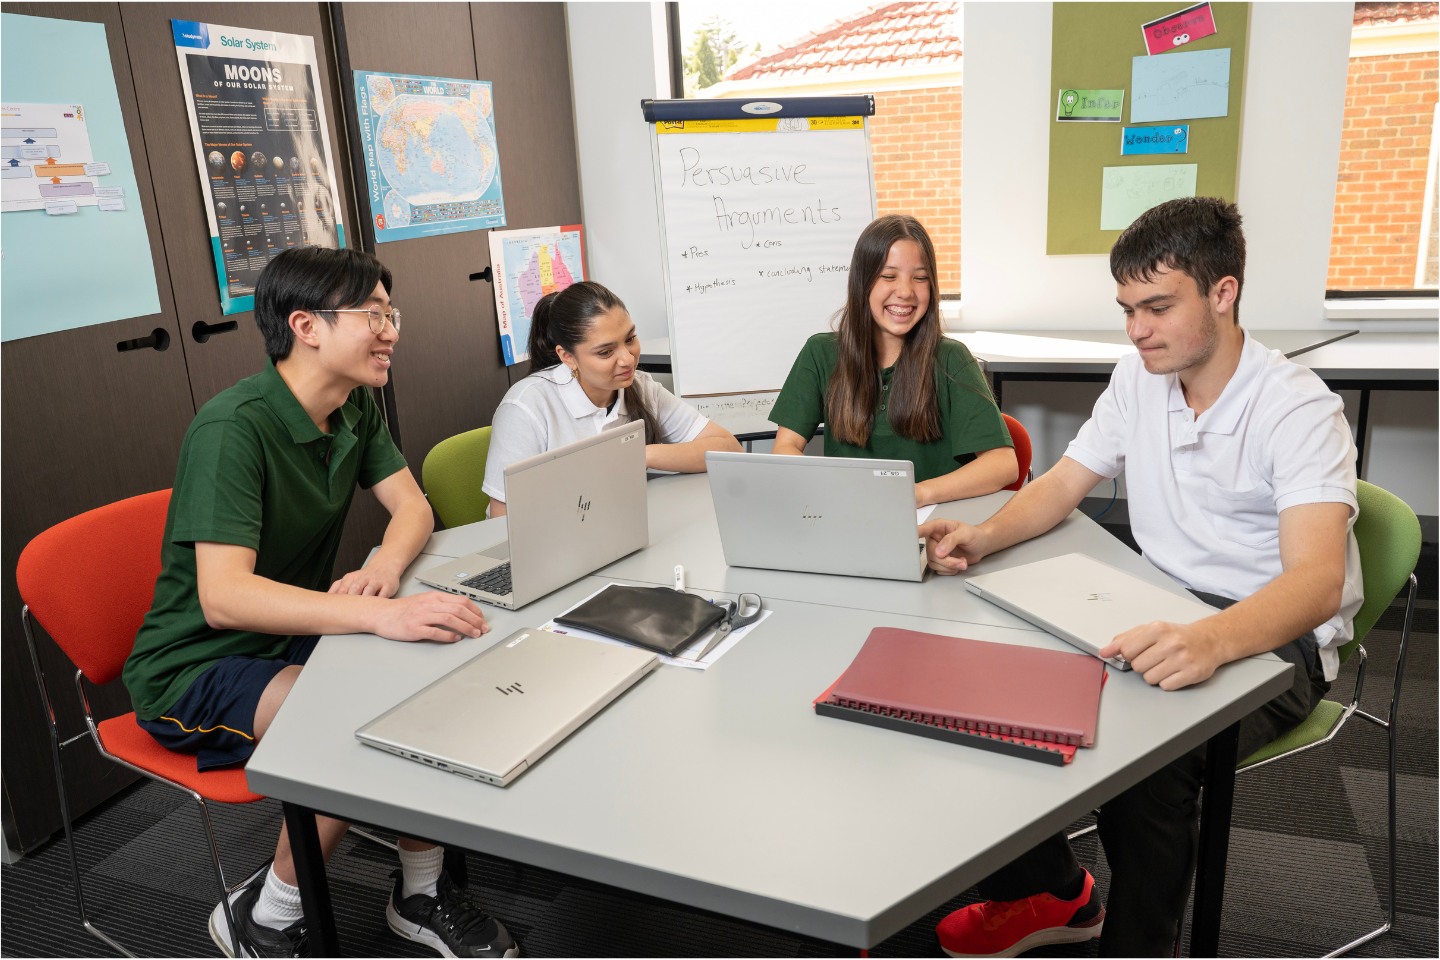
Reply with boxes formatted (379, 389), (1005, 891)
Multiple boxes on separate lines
(948, 328), (1358, 407)
(247, 474), (1292, 957)
(1294, 331), (1439, 476)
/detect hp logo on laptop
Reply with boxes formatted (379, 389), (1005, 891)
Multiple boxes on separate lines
(577, 495), (591, 521)
(1086, 593), (1114, 602)
(495, 681), (525, 696)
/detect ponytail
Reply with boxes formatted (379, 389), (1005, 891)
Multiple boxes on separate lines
(526, 281), (661, 443)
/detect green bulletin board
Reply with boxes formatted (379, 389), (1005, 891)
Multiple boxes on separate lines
(1047, 3), (1250, 255)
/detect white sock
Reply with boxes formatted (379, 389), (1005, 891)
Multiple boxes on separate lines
(249, 866), (304, 930)
(399, 845), (444, 900)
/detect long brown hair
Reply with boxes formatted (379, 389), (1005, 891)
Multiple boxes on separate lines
(528, 281), (661, 443)
(825, 215), (943, 446)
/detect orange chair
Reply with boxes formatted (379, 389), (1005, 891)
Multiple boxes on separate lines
(18, 489), (261, 957)
(1001, 413), (1033, 491)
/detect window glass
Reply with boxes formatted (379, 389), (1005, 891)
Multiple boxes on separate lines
(1327, 2), (1439, 293)
(675, 1), (964, 296)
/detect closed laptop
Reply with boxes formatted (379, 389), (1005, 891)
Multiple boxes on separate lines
(963, 553), (1218, 670)
(355, 628), (657, 786)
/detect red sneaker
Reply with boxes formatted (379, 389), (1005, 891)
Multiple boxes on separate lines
(936, 869), (1104, 958)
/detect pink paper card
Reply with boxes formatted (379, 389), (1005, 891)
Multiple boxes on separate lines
(1142, 2), (1218, 55)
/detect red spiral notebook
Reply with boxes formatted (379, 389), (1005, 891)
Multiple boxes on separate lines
(813, 627), (1108, 766)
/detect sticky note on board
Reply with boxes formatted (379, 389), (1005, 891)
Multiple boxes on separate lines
(1121, 125), (1190, 155)
(1100, 164), (1197, 230)
(1142, 2), (1218, 55)
(1057, 89), (1125, 122)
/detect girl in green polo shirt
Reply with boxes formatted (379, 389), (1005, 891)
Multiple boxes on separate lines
(770, 214), (1018, 506)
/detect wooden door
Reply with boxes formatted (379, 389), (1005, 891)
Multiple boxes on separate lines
(1, 1), (191, 854)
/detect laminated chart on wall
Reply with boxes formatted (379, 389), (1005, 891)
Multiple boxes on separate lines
(489, 224), (586, 366)
(643, 97), (877, 402)
(172, 19), (346, 315)
(354, 71), (507, 243)
(1, 14), (161, 341)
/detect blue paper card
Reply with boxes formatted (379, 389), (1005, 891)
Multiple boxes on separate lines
(1130, 47), (1230, 123)
(1122, 125), (1190, 155)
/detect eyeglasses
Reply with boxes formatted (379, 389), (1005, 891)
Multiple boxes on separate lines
(313, 306), (401, 335)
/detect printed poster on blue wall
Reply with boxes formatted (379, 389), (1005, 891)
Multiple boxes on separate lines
(172, 20), (345, 315)
(353, 71), (507, 243)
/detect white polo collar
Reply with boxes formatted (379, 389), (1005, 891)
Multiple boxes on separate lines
(1165, 330), (1263, 438)
(542, 365), (627, 422)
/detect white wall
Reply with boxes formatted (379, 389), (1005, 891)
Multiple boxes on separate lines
(565, 2), (671, 343)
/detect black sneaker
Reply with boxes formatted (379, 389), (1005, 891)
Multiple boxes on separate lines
(386, 869), (519, 958)
(208, 867), (308, 958)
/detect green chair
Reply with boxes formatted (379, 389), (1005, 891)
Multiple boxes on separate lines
(422, 426), (493, 529)
(1235, 479), (1421, 956)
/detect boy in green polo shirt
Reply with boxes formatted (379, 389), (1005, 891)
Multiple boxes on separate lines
(124, 247), (519, 959)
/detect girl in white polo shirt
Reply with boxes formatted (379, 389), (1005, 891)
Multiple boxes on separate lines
(483, 281), (741, 516)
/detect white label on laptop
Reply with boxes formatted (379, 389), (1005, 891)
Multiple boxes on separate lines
(874, 469), (908, 477)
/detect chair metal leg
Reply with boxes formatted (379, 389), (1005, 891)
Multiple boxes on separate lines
(23, 608), (135, 957)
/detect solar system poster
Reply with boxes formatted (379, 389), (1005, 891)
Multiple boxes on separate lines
(172, 20), (345, 314)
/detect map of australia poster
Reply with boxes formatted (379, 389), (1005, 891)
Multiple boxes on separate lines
(353, 71), (506, 242)
(489, 225), (587, 366)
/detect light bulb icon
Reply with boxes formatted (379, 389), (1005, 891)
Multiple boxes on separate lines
(1061, 89), (1080, 117)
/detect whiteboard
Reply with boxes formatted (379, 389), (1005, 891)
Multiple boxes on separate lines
(647, 102), (876, 399)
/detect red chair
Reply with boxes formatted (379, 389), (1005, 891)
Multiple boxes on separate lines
(18, 489), (261, 957)
(1001, 413), (1033, 491)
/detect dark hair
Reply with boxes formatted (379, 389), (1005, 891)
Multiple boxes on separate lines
(1110, 197), (1245, 323)
(254, 246), (392, 360)
(527, 280), (660, 443)
(826, 214), (947, 447)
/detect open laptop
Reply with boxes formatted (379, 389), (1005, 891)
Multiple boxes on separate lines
(418, 422), (648, 609)
(963, 553), (1220, 670)
(705, 452), (926, 582)
(356, 628), (657, 786)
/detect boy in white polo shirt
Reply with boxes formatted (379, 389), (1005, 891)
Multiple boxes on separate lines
(921, 197), (1361, 958)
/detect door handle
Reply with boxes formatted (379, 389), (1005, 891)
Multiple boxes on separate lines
(116, 328), (171, 353)
(191, 319), (239, 343)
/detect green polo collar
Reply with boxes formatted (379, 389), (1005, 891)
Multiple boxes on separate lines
(258, 359), (362, 444)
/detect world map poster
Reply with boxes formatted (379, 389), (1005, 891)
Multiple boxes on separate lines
(353, 71), (506, 243)
(488, 225), (586, 366)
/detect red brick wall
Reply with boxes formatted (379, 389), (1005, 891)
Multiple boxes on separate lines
(1328, 49), (1439, 290)
(869, 86), (963, 294)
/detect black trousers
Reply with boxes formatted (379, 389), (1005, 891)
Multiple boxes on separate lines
(976, 601), (1331, 957)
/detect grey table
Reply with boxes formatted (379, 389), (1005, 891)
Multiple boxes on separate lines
(247, 476), (1292, 956)
(1295, 331), (1439, 476)
(947, 328), (1357, 407)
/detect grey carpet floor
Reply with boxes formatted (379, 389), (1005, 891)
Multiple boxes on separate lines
(4, 590), (1434, 958)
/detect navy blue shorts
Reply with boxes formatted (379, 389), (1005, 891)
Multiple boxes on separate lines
(137, 635), (320, 771)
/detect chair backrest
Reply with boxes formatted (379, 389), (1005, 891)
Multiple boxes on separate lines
(16, 489), (172, 686)
(1345, 479), (1423, 655)
(422, 426), (493, 529)
(1001, 413), (1033, 492)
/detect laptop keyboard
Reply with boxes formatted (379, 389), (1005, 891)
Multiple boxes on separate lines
(459, 562), (512, 597)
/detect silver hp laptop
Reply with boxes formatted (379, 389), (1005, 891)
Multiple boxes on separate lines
(418, 422), (648, 609)
(355, 628), (657, 786)
(705, 452), (926, 582)
(963, 553), (1219, 670)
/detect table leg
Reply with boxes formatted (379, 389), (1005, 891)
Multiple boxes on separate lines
(283, 801), (340, 956)
(1190, 720), (1240, 956)
(1354, 388), (1371, 479)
